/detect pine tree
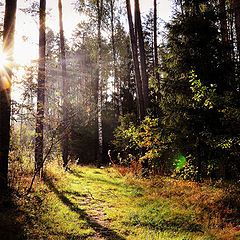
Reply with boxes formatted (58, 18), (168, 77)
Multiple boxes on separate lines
(35, 0), (46, 174)
(159, 0), (235, 179)
(126, 0), (144, 119)
(154, 0), (160, 82)
(134, 0), (149, 112)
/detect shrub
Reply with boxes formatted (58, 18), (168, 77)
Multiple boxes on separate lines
(112, 114), (172, 174)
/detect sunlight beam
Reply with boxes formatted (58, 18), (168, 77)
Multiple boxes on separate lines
(0, 50), (11, 90)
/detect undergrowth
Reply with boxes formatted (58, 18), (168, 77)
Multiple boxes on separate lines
(3, 161), (240, 240)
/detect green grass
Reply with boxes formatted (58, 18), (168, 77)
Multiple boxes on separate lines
(7, 163), (240, 239)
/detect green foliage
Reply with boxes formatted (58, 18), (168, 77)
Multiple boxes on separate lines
(189, 71), (216, 109)
(111, 0), (240, 180)
(152, 0), (240, 180)
(112, 113), (139, 154)
(112, 114), (171, 172)
(68, 8), (135, 164)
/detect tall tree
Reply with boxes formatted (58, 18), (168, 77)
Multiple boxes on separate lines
(0, 0), (17, 192)
(126, 0), (144, 119)
(109, 0), (122, 116)
(153, 0), (160, 82)
(75, 0), (114, 164)
(35, 0), (46, 174)
(218, 0), (234, 90)
(58, 0), (69, 169)
(159, 0), (240, 180)
(97, 0), (103, 165)
(219, 0), (229, 44)
(233, 0), (240, 57)
(134, 0), (149, 112)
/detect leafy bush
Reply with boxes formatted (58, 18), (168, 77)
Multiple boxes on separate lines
(112, 114), (172, 174)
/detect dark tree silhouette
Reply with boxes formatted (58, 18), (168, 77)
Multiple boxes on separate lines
(154, 0), (160, 82)
(126, 0), (144, 120)
(35, 0), (46, 174)
(0, 0), (17, 193)
(134, 0), (149, 112)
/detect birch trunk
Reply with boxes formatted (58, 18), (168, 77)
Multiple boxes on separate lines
(58, 0), (69, 169)
(219, 0), (230, 54)
(110, 0), (122, 116)
(97, 0), (103, 165)
(233, 0), (240, 57)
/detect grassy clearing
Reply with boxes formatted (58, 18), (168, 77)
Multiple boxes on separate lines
(3, 163), (240, 239)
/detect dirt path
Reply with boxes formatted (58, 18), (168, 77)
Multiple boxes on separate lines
(42, 167), (127, 240)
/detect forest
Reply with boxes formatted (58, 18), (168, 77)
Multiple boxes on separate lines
(0, 0), (240, 239)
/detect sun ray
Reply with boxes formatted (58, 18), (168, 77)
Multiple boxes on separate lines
(0, 50), (12, 90)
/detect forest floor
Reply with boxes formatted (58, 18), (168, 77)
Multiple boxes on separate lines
(1, 163), (240, 240)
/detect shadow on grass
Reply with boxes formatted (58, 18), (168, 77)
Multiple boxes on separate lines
(67, 169), (84, 179)
(0, 192), (25, 240)
(43, 174), (126, 240)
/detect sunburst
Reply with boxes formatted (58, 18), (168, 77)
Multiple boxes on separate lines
(0, 50), (11, 90)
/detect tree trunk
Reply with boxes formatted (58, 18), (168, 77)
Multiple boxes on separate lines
(0, 0), (17, 193)
(110, 0), (122, 116)
(233, 0), (240, 57)
(58, 0), (69, 169)
(135, 0), (149, 112)
(229, 4), (235, 60)
(219, 0), (235, 91)
(126, 0), (144, 120)
(154, 0), (160, 82)
(35, 0), (46, 174)
(97, 0), (103, 165)
(219, 0), (230, 54)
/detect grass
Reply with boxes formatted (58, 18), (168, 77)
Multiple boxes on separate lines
(3, 162), (240, 239)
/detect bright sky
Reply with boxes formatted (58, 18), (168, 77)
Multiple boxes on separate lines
(14, 0), (81, 64)
(135, 0), (172, 20)
(0, 0), (173, 100)
(11, 0), (173, 65)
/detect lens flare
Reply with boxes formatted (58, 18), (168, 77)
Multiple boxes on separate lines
(170, 152), (186, 170)
(0, 51), (11, 90)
